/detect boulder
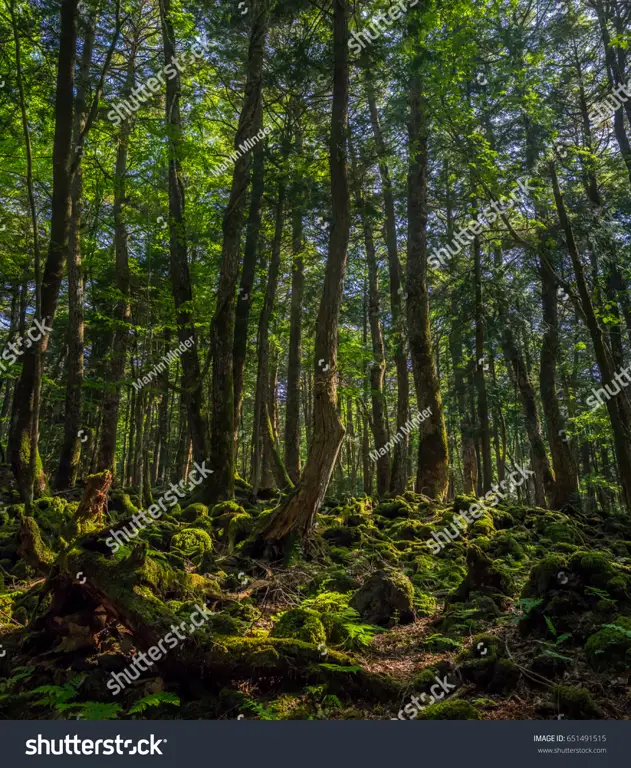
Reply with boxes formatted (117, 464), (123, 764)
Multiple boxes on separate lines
(350, 569), (414, 627)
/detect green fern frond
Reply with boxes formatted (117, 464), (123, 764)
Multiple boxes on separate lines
(128, 692), (181, 714)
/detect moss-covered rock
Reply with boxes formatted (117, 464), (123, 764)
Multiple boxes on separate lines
(227, 512), (253, 551)
(418, 699), (480, 720)
(584, 616), (631, 671)
(170, 528), (213, 565)
(552, 684), (602, 719)
(271, 607), (327, 645)
(211, 500), (245, 518)
(451, 545), (515, 602)
(181, 503), (209, 523)
(207, 613), (243, 635)
(521, 554), (568, 598)
(488, 532), (525, 561)
(492, 510), (515, 530)
(350, 569), (414, 627)
(322, 525), (359, 548)
(110, 491), (138, 517)
(373, 499), (412, 520)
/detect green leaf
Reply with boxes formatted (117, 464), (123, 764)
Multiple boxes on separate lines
(544, 615), (557, 637)
(128, 692), (181, 715)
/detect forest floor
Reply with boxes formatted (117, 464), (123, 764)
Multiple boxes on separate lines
(0, 470), (630, 720)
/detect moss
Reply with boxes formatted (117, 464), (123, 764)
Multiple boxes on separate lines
(170, 528), (213, 564)
(470, 515), (495, 537)
(350, 569), (415, 627)
(387, 519), (428, 542)
(323, 525), (359, 548)
(373, 499), (412, 520)
(452, 545), (515, 602)
(271, 607), (327, 646)
(492, 510), (514, 529)
(456, 634), (518, 692)
(521, 554), (568, 598)
(110, 491), (138, 517)
(488, 532), (525, 561)
(181, 503), (209, 523)
(211, 500), (245, 518)
(228, 512), (254, 552)
(19, 516), (55, 568)
(530, 654), (572, 678)
(568, 550), (630, 597)
(584, 616), (631, 670)
(317, 568), (360, 594)
(544, 521), (579, 544)
(418, 699), (480, 720)
(453, 495), (478, 515)
(329, 546), (353, 565)
(186, 573), (221, 598)
(552, 684), (602, 719)
(208, 614), (243, 635)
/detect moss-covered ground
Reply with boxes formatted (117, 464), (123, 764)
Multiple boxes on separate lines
(1, 477), (630, 720)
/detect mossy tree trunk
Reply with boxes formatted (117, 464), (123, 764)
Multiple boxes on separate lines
(55, 9), (96, 490)
(257, 0), (350, 544)
(405, 14), (449, 501)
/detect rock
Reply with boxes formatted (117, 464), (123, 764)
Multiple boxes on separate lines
(373, 499), (412, 520)
(271, 607), (326, 645)
(180, 503), (209, 523)
(350, 569), (415, 627)
(551, 684), (602, 719)
(584, 616), (631, 671)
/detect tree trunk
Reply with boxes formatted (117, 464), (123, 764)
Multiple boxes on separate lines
(350, 144), (388, 497)
(55, 10), (96, 489)
(234, 143), (265, 444)
(9, 0), (78, 499)
(160, 0), (208, 466)
(284, 138), (304, 484)
(252, 187), (285, 494)
(257, 0), (350, 545)
(473, 232), (492, 492)
(539, 248), (580, 507)
(207, 0), (269, 502)
(550, 163), (631, 510)
(97, 49), (137, 475)
(499, 304), (554, 508)
(365, 75), (409, 494)
(406, 19), (449, 500)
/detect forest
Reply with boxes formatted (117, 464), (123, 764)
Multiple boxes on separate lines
(0, 0), (630, 722)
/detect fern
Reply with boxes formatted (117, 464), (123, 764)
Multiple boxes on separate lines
(519, 597), (544, 616)
(0, 666), (34, 695)
(544, 615), (557, 637)
(603, 623), (631, 638)
(74, 702), (123, 720)
(243, 699), (277, 720)
(31, 684), (77, 709)
(128, 692), (180, 715)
